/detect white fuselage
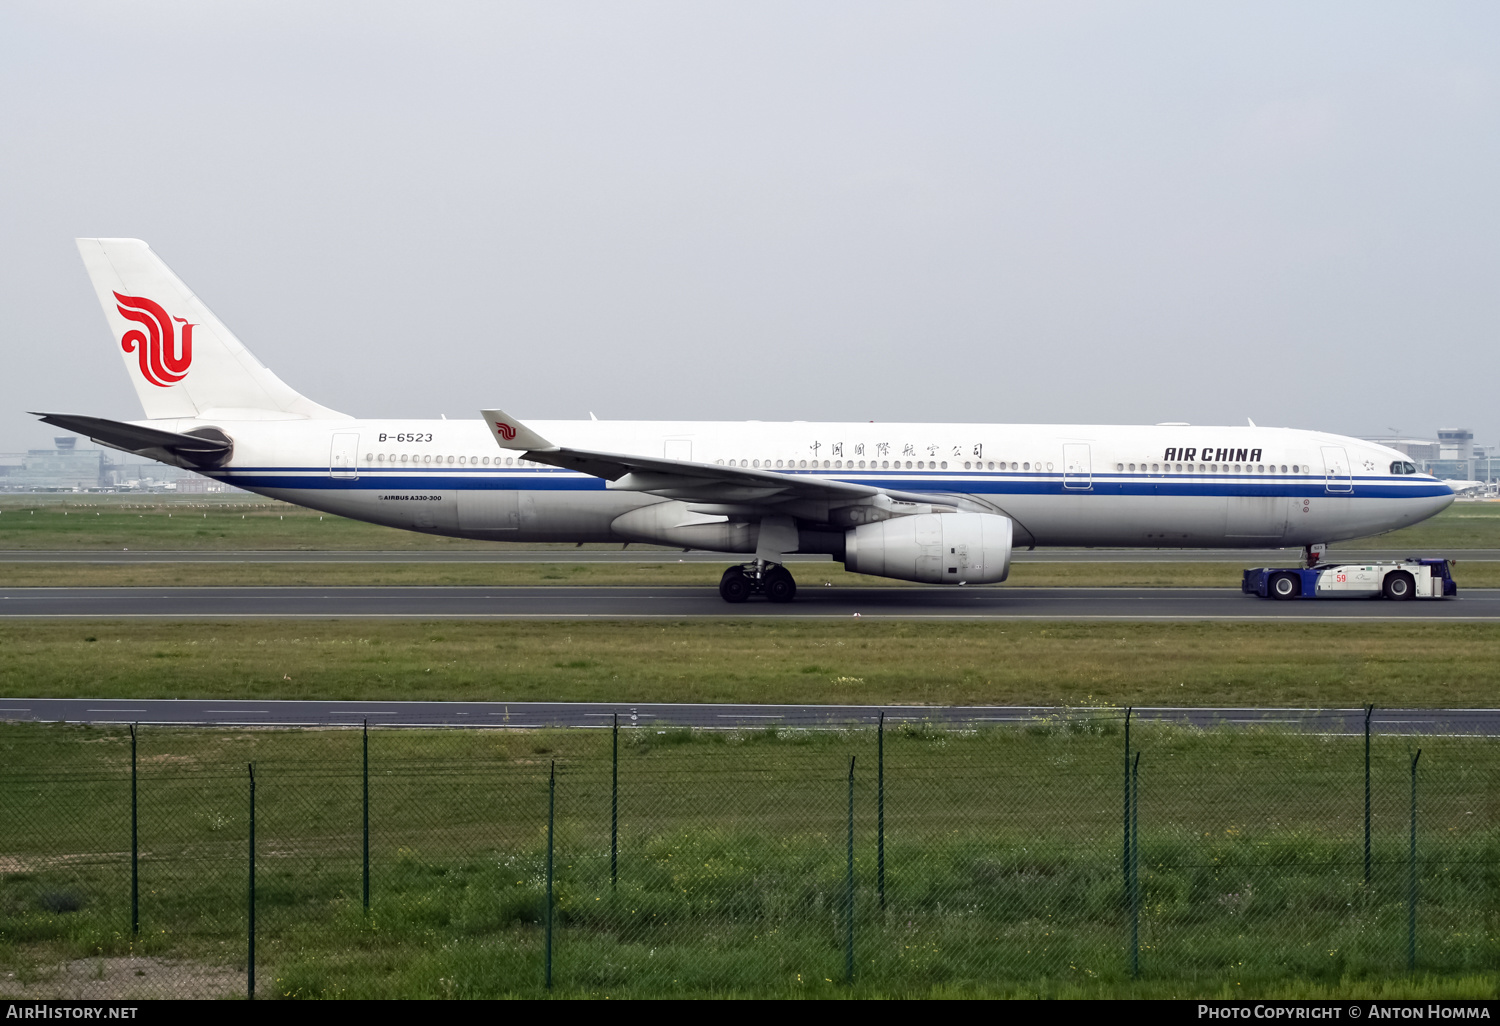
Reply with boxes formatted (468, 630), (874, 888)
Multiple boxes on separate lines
(157, 417), (1453, 550)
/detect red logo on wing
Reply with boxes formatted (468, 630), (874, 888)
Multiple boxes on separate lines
(114, 292), (194, 387)
(496, 422), (517, 441)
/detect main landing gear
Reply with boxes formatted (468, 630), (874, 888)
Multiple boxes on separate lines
(719, 562), (798, 603)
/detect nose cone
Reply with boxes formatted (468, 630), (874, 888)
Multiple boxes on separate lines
(1426, 481), (1457, 518)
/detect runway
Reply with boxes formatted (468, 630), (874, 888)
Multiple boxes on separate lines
(3, 698), (1494, 734)
(1, 584), (1497, 620)
(1, 548), (1494, 563)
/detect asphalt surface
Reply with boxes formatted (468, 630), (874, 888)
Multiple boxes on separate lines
(0, 584), (1496, 619)
(4, 699), (1494, 734)
(2, 548), (1495, 562)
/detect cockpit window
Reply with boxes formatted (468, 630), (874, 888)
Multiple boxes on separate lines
(1390, 460), (1418, 475)
(1404, 461), (1417, 475)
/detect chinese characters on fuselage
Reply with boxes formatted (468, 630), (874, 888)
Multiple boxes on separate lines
(804, 442), (986, 460)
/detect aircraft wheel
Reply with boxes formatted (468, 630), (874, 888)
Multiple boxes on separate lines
(765, 567), (797, 604)
(719, 566), (752, 603)
(1383, 571), (1415, 601)
(1270, 572), (1300, 600)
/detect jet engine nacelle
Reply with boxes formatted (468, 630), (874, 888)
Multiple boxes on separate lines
(843, 512), (1012, 585)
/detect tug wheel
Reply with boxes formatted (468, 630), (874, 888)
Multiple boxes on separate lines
(1383, 572), (1415, 601)
(1270, 572), (1301, 600)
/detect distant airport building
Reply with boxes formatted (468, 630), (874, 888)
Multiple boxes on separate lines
(1438, 428), (1475, 460)
(0, 437), (240, 492)
(1363, 428), (1493, 485)
(1433, 427), (1482, 482)
(0, 437), (107, 491)
(176, 473), (242, 494)
(1362, 437), (1442, 463)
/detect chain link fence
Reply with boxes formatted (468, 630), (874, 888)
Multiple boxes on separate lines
(0, 709), (1494, 998)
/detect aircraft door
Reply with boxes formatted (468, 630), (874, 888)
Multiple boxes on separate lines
(457, 490), (520, 533)
(1321, 446), (1353, 494)
(1062, 443), (1091, 490)
(330, 432), (359, 480)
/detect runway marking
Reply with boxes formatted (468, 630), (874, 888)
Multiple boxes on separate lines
(88, 708), (145, 712)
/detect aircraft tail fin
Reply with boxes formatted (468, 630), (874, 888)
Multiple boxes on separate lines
(75, 238), (347, 422)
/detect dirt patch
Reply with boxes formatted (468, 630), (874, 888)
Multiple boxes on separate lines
(0, 956), (245, 1000)
(0, 852), (127, 875)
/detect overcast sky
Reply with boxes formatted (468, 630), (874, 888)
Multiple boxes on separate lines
(2, 2), (1497, 451)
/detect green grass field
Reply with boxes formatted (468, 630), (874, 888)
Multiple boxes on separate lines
(1, 499), (1497, 999)
(1, 620), (1497, 708)
(1, 720), (1493, 999)
(3, 494), (1499, 590)
(2, 493), (1498, 552)
(0, 495), (582, 551)
(5, 559), (1500, 588)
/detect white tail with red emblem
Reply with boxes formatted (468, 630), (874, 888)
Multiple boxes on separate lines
(75, 238), (346, 422)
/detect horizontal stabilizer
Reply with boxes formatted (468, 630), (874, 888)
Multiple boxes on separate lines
(31, 412), (232, 468)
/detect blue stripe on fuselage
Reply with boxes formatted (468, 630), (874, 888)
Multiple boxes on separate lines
(207, 467), (1452, 501)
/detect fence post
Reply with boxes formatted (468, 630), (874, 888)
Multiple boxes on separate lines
(247, 763), (256, 1001)
(362, 721), (370, 911)
(846, 755), (856, 983)
(1408, 748), (1421, 971)
(877, 710), (885, 911)
(611, 713), (618, 891)
(546, 760), (555, 992)
(130, 723), (138, 937)
(1365, 704), (1373, 886)
(1130, 750), (1141, 980)
(1123, 708), (1132, 889)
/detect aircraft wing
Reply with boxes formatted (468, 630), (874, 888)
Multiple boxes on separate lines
(480, 408), (956, 508)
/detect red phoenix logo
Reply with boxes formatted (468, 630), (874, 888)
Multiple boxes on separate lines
(115, 292), (194, 387)
(496, 422), (517, 441)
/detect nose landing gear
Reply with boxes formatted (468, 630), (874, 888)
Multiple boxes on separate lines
(719, 562), (798, 603)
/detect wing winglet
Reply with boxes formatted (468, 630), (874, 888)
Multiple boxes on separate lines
(480, 409), (555, 452)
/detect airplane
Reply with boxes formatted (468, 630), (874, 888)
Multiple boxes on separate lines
(34, 238), (1455, 603)
(1441, 479), (1489, 498)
